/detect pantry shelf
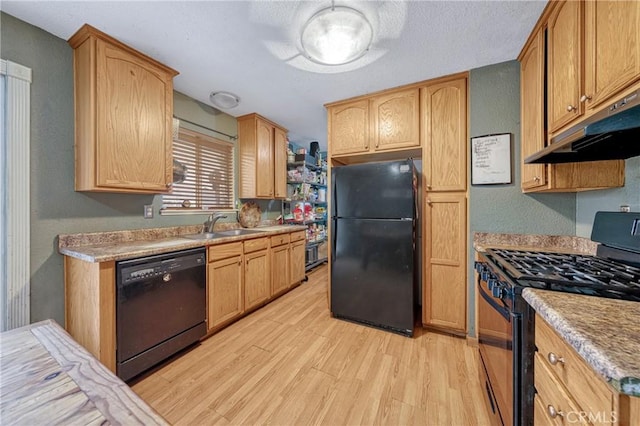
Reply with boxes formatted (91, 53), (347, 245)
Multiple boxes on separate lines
(284, 160), (328, 270)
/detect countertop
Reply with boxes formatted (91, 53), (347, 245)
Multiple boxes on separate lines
(0, 320), (168, 425)
(523, 288), (640, 397)
(473, 232), (598, 254)
(59, 224), (307, 263)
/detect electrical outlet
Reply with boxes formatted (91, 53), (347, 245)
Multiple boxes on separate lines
(144, 204), (154, 219)
(620, 205), (631, 213)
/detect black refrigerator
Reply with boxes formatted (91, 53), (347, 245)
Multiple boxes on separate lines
(330, 159), (418, 337)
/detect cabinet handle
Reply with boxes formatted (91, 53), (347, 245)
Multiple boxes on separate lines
(426, 198), (432, 205)
(426, 184), (432, 190)
(547, 404), (564, 419)
(547, 352), (565, 365)
(238, 260), (241, 266)
(533, 176), (541, 182)
(166, 182), (172, 188)
(566, 104), (577, 112)
(579, 94), (592, 103)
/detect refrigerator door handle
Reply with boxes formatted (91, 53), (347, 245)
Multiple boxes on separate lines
(332, 169), (338, 218)
(331, 219), (337, 262)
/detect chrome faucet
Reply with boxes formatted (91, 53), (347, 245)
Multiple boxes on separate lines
(203, 212), (227, 233)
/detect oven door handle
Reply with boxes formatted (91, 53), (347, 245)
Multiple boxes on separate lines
(477, 278), (511, 321)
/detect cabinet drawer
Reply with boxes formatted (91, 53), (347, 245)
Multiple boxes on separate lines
(208, 242), (243, 262)
(270, 234), (290, 247)
(535, 314), (615, 418)
(534, 393), (560, 426)
(289, 231), (306, 243)
(244, 237), (269, 253)
(534, 353), (584, 425)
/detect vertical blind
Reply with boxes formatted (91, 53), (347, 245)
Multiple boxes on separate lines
(162, 127), (235, 210)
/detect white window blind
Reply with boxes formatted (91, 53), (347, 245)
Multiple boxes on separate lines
(162, 127), (235, 211)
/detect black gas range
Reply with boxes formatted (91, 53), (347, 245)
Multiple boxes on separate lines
(475, 211), (640, 426)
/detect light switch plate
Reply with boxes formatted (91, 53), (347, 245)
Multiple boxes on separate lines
(144, 205), (154, 219)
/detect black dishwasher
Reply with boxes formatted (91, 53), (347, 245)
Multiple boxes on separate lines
(116, 247), (206, 381)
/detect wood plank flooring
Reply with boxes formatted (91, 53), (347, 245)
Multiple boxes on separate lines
(131, 265), (492, 425)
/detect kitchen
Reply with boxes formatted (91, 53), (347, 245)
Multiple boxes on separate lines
(1, 1), (640, 425)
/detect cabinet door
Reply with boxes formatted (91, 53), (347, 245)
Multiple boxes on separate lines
(244, 249), (270, 311)
(371, 88), (420, 152)
(271, 244), (290, 296)
(208, 255), (243, 330)
(520, 28), (548, 191)
(289, 240), (306, 286)
(547, 0), (583, 133)
(328, 99), (370, 155)
(423, 193), (467, 333)
(273, 126), (288, 199)
(422, 78), (467, 192)
(256, 118), (275, 198)
(95, 39), (172, 191)
(584, 0), (640, 109)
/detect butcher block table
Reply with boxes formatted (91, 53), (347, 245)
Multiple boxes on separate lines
(0, 320), (167, 425)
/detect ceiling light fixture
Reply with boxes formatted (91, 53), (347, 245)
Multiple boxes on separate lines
(300, 3), (373, 66)
(209, 91), (240, 109)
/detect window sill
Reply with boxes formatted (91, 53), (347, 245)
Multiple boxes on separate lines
(160, 209), (238, 216)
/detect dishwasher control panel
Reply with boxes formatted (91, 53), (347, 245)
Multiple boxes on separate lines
(119, 248), (205, 284)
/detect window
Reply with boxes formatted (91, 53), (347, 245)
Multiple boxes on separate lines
(162, 127), (235, 212)
(1, 59), (32, 331)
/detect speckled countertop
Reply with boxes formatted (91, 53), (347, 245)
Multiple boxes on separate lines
(58, 223), (307, 263)
(523, 288), (640, 397)
(473, 232), (598, 254)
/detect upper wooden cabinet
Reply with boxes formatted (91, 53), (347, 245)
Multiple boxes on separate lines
(327, 88), (419, 158)
(584, 1), (640, 109)
(68, 24), (178, 193)
(547, 0), (640, 134)
(371, 88), (420, 152)
(518, 1), (627, 193)
(520, 28), (548, 191)
(421, 78), (467, 192)
(327, 99), (370, 156)
(238, 113), (288, 199)
(547, 0), (583, 133)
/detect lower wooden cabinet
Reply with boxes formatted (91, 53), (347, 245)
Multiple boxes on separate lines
(206, 230), (304, 333)
(534, 314), (618, 425)
(207, 242), (243, 330)
(423, 192), (467, 334)
(244, 239), (270, 311)
(271, 234), (290, 296)
(290, 238), (306, 286)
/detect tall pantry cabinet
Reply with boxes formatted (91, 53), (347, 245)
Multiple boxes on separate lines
(421, 76), (468, 335)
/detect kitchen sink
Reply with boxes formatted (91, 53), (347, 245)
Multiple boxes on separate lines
(217, 229), (265, 236)
(182, 232), (223, 240)
(182, 229), (264, 240)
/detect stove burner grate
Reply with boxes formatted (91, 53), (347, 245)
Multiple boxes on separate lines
(486, 249), (640, 299)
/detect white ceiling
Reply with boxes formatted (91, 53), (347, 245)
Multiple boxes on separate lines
(2, 1), (547, 150)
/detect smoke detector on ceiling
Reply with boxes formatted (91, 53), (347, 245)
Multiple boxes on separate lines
(209, 91), (240, 109)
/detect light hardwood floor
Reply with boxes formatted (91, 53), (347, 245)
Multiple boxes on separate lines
(132, 265), (492, 425)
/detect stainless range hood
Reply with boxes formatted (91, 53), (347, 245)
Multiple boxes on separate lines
(525, 90), (640, 164)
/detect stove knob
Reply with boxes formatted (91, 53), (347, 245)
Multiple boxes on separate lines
(487, 279), (496, 290)
(491, 283), (504, 299)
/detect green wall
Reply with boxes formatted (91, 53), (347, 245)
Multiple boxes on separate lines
(576, 156), (640, 237)
(0, 12), (280, 325)
(467, 60), (576, 336)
